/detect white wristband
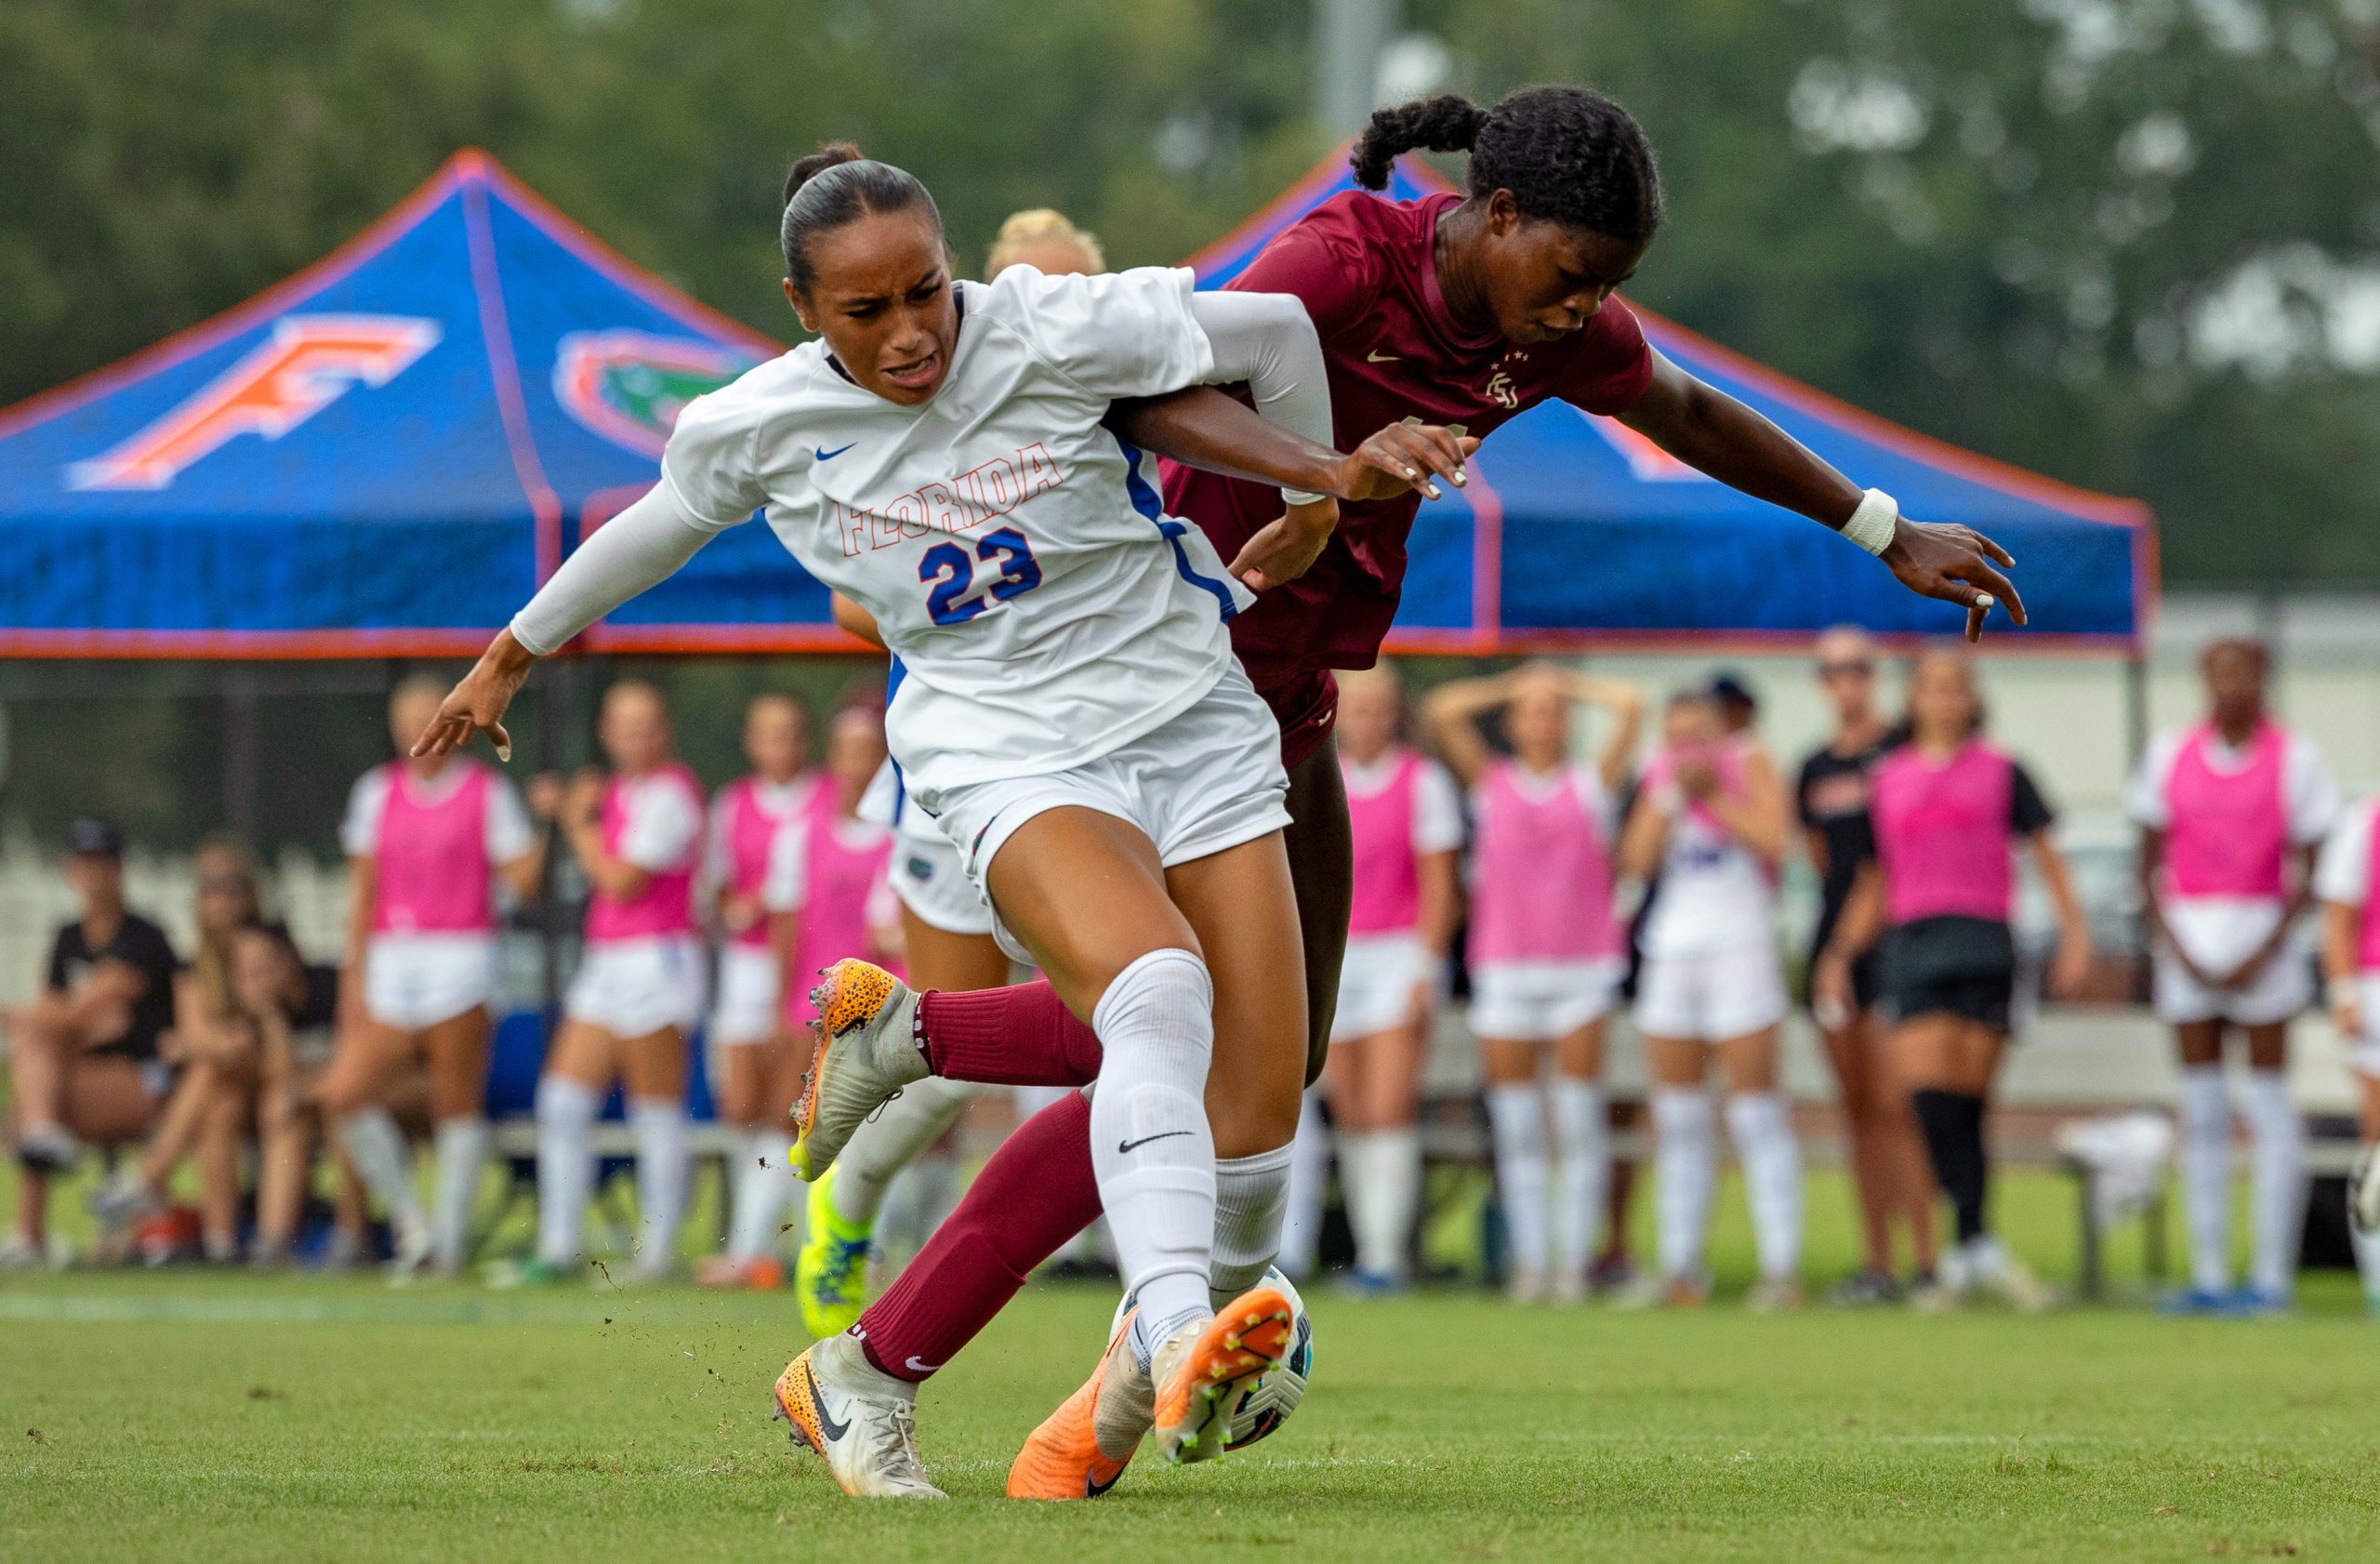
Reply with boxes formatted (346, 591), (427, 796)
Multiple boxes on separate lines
(1842, 487), (1898, 556)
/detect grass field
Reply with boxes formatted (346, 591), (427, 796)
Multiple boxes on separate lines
(5, 1166), (2380, 1564)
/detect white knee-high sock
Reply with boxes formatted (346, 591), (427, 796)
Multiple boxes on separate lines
(1550, 1080), (1610, 1279)
(2240, 1070), (2306, 1296)
(1210, 1142), (1294, 1306)
(1651, 1088), (1717, 1282)
(2348, 1180), (2380, 1306)
(628, 1097), (689, 1274)
(2175, 1064), (2232, 1294)
(1725, 1093), (1805, 1282)
(337, 1107), (422, 1229)
(1277, 1090), (1330, 1280)
(534, 1076), (599, 1266)
(834, 1077), (980, 1226)
(429, 1117), (488, 1271)
(728, 1127), (793, 1263)
(1086, 948), (1218, 1347)
(1345, 1126), (1421, 1281)
(1488, 1083), (1550, 1275)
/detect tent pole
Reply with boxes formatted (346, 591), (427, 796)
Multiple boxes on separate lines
(224, 667), (261, 847)
(536, 656), (569, 1022)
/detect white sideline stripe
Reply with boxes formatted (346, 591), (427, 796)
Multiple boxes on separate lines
(0, 1292), (707, 1326)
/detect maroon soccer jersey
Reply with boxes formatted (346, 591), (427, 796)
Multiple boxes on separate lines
(1162, 189), (1655, 701)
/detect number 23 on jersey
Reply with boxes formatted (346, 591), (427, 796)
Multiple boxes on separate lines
(919, 526), (1044, 626)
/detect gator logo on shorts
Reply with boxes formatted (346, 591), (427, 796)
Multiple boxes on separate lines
(553, 331), (758, 457)
(906, 855), (936, 882)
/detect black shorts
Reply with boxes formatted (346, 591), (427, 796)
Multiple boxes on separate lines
(1807, 917), (1884, 1014)
(1883, 916), (2016, 1031)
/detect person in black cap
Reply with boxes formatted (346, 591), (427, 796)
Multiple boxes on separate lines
(4, 820), (179, 1265)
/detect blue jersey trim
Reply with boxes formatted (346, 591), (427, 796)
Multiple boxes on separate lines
(885, 656), (909, 823)
(1113, 433), (1237, 622)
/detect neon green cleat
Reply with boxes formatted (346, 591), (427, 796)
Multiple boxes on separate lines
(797, 1163), (876, 1340)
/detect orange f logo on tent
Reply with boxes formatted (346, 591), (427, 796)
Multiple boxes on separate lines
(68, 314), (441, 491)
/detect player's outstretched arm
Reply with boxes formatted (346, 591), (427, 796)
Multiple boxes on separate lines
(1617, 351), (2024, 643)
(1105, 389), (1475, 589)
(413, 484), (721, 761)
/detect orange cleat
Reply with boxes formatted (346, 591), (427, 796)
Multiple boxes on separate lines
(1150, 1285), (1294, 1465)
(1007, 1306), (1154, 1500)
(790, 959), (925, 1181)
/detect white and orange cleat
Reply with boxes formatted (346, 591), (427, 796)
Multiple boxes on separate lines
(791, 959), (925, 1182)
(1007, 1306), (1155, 1500)
(1150, 1285), (1294, 1465)
(772, 1336), (946, 1499)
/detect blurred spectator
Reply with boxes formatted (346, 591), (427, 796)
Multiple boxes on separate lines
(1794, 628), (1937, 1304)
(2313, 789), (2380, 1313)
(1293, 664), (1463, 1294)
(4, 820), (178, 1266)
(1619, 692), (1801, 1311)
(93, 839), (268, 1262)
(508, 681), (705, 1286)
(2128, 638), (2336, 1316)
(984, 207), (1106, 277)
(316, 675), (545, 1279)
(694, 692), (820, 1291)
(1430, 663), (1641, 1303)
(1818, 649), (2087, 1312)
(236, 923), (366, 1265)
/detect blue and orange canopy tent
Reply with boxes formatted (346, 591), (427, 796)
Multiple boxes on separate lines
(0, 150), (2153, 658)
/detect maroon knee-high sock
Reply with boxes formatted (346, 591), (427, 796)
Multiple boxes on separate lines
(852, 1089), (1103, 1383)
(916, 979), (1104, 1087)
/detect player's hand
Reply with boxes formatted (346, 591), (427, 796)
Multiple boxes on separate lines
(415, 631), (536, 762)
(720, 892), (763, 936)
(1675, 756), (1721, 800)
(2050, 932), (2094, 999)
(523, 773), (566, 820)
(2331, 987), (2362, 1040)
(2210, 956), (2261, 993)
(1814, 950), (1856, 1018)
(1879, 518), (2026, 643)
(1336, 425), (1479, 503)
(1230, 497), (1338, 592)
(563, 770), (606, 827)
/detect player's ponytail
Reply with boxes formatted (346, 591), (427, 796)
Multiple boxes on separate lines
(779, 139), (944, 291)
(1355, 84), (1664, 245)
(1351, 94), (1488, 190)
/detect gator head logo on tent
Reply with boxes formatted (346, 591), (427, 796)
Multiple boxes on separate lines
(554, 331), (758, 457)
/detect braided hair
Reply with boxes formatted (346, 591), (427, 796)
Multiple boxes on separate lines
(779, 140), (943, 290)
(1351, 86), (1663, 245)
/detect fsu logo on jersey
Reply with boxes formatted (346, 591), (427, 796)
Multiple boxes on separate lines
(68, 314), (441, 491)
(553, 331), (758, 457)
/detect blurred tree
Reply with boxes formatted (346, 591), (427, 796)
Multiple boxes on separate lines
(0, 0), (2373, 590)
(1432, 0), (2380, 585)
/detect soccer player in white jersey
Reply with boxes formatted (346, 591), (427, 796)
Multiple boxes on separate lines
(793, 209), (1111, 1336)
(414, 141), (1474, 1498)
(2127, 638), (2337, 1315)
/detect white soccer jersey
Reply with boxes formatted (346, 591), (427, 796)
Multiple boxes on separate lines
(659, 266), (1254, 807)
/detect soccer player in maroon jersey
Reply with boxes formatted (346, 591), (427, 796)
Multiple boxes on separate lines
(795, 84), (2028, 1500)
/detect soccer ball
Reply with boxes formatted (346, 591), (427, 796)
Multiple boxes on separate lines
(1224, 1267), (1313, 1448)
(1107, 1265), (1314, 1449)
